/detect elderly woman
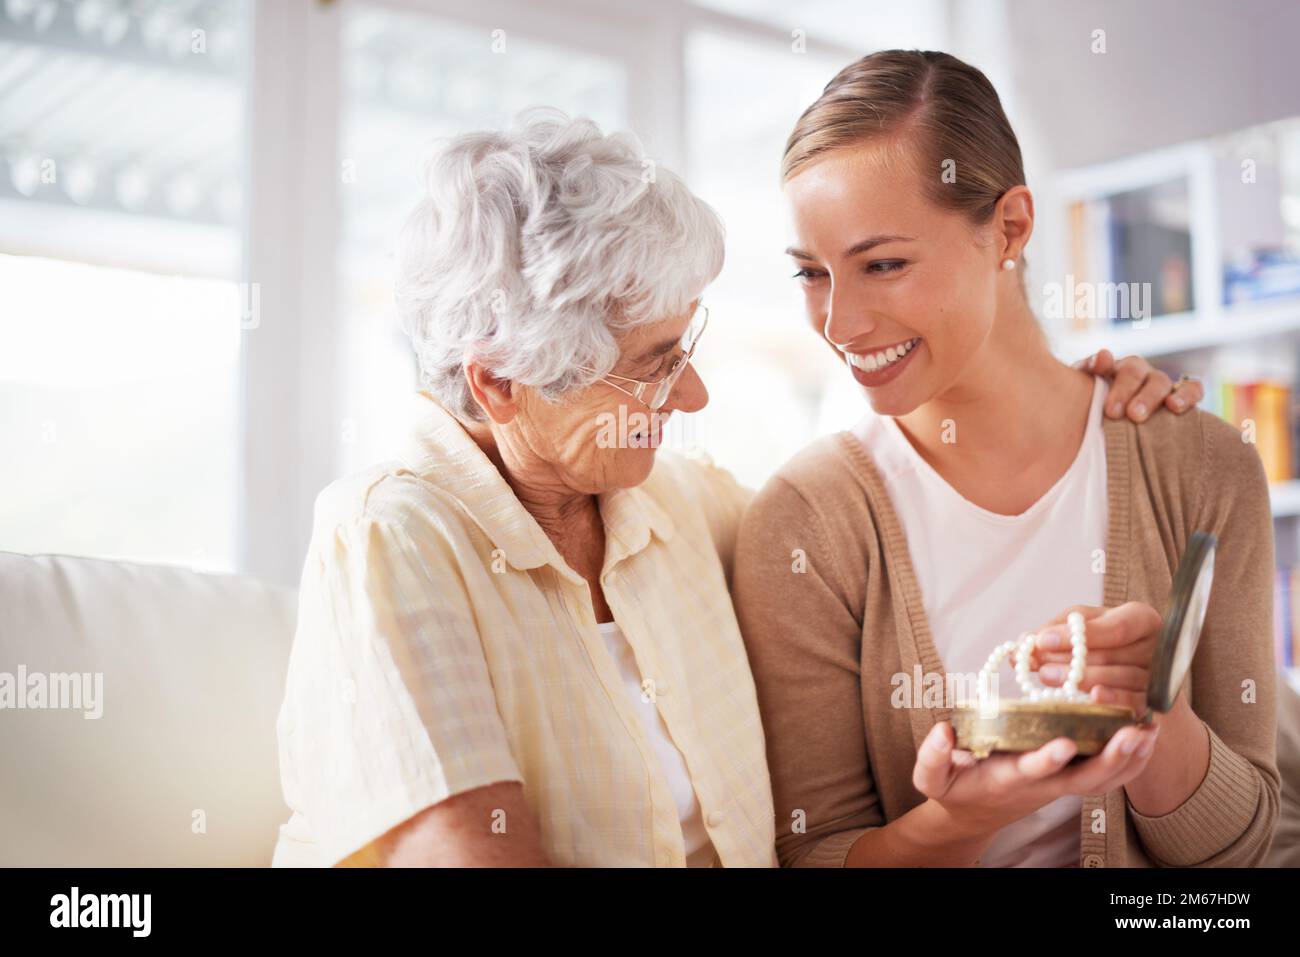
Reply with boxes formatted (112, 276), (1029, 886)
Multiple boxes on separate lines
(272, 110), (1201, 868)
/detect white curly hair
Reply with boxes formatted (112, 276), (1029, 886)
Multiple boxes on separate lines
(394, 108), (725, 421)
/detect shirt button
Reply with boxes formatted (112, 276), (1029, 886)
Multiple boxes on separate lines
(706, 810), (725, 828)
(1083, 853), (1104, 868)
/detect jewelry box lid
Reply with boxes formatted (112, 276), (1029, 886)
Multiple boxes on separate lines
(1148, 531), (1217, 714)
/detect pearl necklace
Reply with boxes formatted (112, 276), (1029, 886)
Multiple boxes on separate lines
(976, 611), (1089, 704)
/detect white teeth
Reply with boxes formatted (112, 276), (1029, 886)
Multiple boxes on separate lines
(845, 338), (919, 373)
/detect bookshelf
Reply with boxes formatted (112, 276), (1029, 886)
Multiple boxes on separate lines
(1044, 117), (1300, 692)
(1269, 480), (1300, 519)
(1055, 297), (1300, 363)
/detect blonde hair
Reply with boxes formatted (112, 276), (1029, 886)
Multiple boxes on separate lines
(783, 49), (1028, 273)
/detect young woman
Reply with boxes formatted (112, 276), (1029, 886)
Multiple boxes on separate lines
(734, 50), (1280, 868)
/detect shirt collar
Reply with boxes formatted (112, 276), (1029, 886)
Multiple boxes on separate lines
(599, 478), (676, 571)
(396, 391), (675, 586)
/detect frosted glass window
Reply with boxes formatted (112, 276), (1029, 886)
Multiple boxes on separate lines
(685, 30), (846, 487)
(0, 0), (247, 569)
(337, 5), (627, 472)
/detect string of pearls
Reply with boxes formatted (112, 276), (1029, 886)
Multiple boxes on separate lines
(976, 611), (1090, 703)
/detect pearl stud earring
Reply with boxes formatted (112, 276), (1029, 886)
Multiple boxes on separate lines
(1001, 258), (1016, 270)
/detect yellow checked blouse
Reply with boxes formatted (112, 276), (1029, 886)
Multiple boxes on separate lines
(272, 391), (776, 867)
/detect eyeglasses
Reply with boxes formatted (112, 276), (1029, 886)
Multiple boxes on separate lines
(580, 304), (709, 411)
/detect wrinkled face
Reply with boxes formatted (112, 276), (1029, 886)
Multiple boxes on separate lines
(783, 143), (1002, 417)
(513, 302), (709, 494)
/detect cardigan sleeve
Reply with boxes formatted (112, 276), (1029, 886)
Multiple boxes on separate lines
(1126, 413), (1281, 866)
(733, 474), (884, 866)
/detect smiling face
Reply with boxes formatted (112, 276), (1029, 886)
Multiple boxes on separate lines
(783, 142), (1008, 417)
(506, 302), (710, 495)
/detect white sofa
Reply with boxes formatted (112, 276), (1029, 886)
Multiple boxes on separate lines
(0, 551), (296, 866)
(3, 549), (1298, 867)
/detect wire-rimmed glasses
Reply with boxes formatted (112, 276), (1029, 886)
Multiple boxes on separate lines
(580, 303), (709, 411)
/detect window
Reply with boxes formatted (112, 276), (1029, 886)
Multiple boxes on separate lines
(3, 0), (952, 583)
(0, 0), (248, 571)
(336, 3), (628, 472)
(683, 29), (844, 487)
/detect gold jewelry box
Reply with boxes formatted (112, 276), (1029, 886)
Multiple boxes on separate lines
(951, 531), (1216, 759)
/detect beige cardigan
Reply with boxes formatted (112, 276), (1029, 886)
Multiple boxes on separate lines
(733, 408), (1281, 867)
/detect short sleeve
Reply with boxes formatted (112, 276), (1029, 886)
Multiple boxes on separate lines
(276, 518), (523, 866)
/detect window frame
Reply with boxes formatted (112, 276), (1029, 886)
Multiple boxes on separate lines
(238, 0), (866, 584)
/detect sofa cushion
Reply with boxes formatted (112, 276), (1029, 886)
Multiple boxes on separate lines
(0, 551), (296, 866)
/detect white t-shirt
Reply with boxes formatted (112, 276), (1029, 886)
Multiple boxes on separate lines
(597, 621), (716, 867)
(851, 377), (1110, 867)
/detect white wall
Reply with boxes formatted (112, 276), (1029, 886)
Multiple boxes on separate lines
(1004, 0), (1300, 170)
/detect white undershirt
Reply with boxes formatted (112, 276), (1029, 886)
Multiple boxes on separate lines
(851, 377), (1110, 867)
(597, 621), (716, 867)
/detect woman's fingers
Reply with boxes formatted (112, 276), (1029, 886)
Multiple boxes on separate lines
(1089, 683), (1148, 716)
(1036, 601), (1160, 653)
(1058, 724), (1160, 794)
(1036, 637), (1155, 667)
(1082, 351), (1202, 417)
(1032, 603), (1157, 716)
(927, 725), (1156, 813)
(1035, 604), (1107, 631)
(1103, 354), (1152, 419)
(1122, 363), (1175, 422)
(1032, 658), (1149, 715)
(1012, 737), (1078, 780)
(1077, 601), (1162, 650)
(1096, 723), (1161, 785)
(950, 748), (979, 771)
(1074, 348), (1115, 376)
(1039, 663), (1149, 692)
(1164, 376), (1204, 414)
(913, 721), (959, 797)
